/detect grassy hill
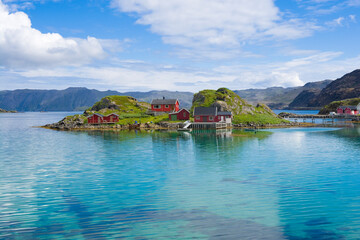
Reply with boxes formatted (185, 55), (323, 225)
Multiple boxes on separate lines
(191, 88), (286, 125)
(83, 95), (169, 124)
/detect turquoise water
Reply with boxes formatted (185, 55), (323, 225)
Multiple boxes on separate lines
(273, 109), (319, 115)
(1, 112), (360, 239)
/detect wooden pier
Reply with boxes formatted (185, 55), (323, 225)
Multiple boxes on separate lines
(285, 114), (360, 122)
(191, 122), (231, 129)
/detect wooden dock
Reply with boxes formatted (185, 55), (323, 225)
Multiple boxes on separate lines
(284, 114), (360, 122)
(191, 122), (231, 129)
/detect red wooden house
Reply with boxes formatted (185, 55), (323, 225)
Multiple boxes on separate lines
(337, 106), (359, 115)
(87, 113), (104, 124)
(151, 98), (180, 113)
(88, 113), (119, 124)
(193, 107), (232, 123)
(169, 108), (190, 121)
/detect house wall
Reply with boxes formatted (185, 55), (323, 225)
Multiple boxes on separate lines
(151, 101), (180, 112)
(194, 115), (217, 122)
(194, 114), (232, 123)
(151, 104), (175, 112)
(88, 115), (103, 124)
(337, 108), (343, 114)
(177, 109), (190, 120)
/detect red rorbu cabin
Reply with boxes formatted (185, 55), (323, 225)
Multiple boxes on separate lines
(87, 113), (104, 124)
(193, 107), (232, 123)
(151, 98), (180, 113)
(169, 109), (190, 121)
(337, 106), (359, 115)
(87, 113), (119, 124)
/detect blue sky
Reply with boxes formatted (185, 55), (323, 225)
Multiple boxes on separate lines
(0, 0), (360, 92)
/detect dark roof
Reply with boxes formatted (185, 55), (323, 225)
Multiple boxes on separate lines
(89, 113), (104, 117)
(169, 108), (189, 115)
(339, 106), (358, 110)
(106, 113), (119, 117)
(218, 111), (232, 116)
(193, 107), (217, 116)
(151, 99), (178, 105)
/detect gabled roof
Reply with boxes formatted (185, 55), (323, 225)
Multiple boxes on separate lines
(151, 99), (178, 105)
(193, 107), (217, 116)
(88, 113), (104, 118)
(169, 108), (190, 115)
(106, 113), (119, 117)
(218, 111), (232, 116)
(339, 106), (358, 110)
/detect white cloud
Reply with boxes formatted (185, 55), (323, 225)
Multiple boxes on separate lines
(349, 14), (356, 22)
(0, 1), (106, 68)
(7, 51), (359, 92)
(111, 0), (317, 50)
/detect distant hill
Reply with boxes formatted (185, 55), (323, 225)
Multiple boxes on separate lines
(0, 88), (194, 111)
(234, 80), (331, 109)
(289, 70), (360, 108)
(311, 70), (360, 107)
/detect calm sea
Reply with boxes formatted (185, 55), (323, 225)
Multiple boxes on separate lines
(1, 112), (360, 239)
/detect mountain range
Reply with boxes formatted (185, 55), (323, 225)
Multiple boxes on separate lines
(0, 88), (194, 111)
(289, 69), (360, 108)
(235, 80), (332, 109)
(1, 69), (359, 111)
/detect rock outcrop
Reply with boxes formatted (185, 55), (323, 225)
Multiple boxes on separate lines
(0, 108), (16, 113)
(191, 88), (283, 124)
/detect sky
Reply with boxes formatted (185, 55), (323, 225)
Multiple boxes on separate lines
(0, 0), (360, 92)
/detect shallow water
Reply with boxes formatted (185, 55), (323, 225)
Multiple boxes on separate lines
(1, 112), (360, 239)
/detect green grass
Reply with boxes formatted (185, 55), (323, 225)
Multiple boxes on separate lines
(117, 114), (169, 125)
(233, 113), (288, 125)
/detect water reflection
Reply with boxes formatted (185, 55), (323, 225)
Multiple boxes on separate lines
(3, 113), (360, 239)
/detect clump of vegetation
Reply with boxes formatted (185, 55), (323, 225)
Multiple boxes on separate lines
(319, 97), (360, 114)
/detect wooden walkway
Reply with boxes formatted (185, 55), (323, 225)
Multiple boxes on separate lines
(191, 122), (231, 129)
(285, 114), (360, 122)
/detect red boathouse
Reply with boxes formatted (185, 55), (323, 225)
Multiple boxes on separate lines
(169, 108), (190, 121)
(151, 98), (180, 113)
(193, 107), (232, 123)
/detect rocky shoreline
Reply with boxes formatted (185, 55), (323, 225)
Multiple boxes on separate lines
(42, 115), (304, 131)
(0, 108), (17, 113)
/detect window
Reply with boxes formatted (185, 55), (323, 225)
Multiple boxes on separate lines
(165, 105), (169, 108)
(154, 105), (160, 109)
(209, 116), (214, 121)
(183, 112), (186, 117)
(196, 116), (200, 120)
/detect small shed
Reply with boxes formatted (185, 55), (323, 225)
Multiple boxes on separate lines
(88, 113), (104, 124)
(217, 111), (233, 122)
(169, 109), (190, 121)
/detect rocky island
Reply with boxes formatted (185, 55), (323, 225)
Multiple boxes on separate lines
(0, 108), (17, 113)
(43, 88), (297, 131)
